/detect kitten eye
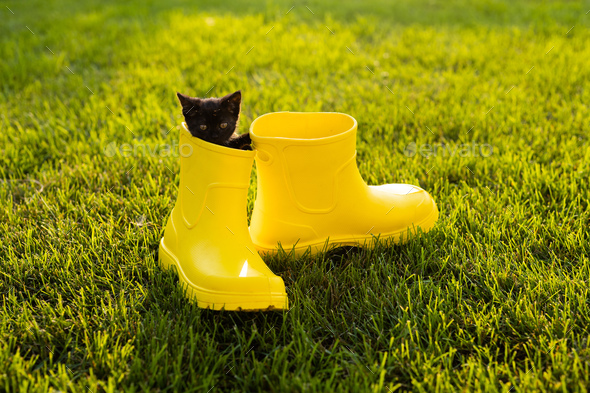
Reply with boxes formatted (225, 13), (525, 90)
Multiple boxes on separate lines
(220, 123), (228, 129)
(200, 125), (207, 130)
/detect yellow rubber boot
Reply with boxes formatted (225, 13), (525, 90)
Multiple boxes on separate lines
(249, 112), (439, 256)
(159, 123), (288, 311)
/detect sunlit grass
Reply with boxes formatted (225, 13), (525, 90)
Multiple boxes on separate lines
(1, 0), (589, 391)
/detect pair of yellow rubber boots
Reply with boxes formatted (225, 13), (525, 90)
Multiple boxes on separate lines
(159, 112), (438, 311)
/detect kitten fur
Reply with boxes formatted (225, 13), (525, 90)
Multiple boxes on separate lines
(176, 90), (251, 150)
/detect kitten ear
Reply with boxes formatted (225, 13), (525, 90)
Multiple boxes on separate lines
(221, 90), (241, 116)
(176, 92), (198, 109)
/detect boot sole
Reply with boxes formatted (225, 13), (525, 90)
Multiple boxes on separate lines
(254, 207), (439, 257)
(158, 239), (288, 311)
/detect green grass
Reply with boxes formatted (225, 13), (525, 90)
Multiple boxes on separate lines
(1, 0), (590, 391)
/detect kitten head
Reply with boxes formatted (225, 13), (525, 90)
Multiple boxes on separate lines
(176, 90), (241, 145)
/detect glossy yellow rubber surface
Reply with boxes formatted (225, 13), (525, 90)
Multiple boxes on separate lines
(249, 112), (439, 256)
(159, 124), (288, 311)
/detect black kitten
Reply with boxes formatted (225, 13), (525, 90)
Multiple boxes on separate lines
(176, 90), (251, 150)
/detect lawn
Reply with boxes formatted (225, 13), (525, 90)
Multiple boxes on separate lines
(1, 0), (590, 391)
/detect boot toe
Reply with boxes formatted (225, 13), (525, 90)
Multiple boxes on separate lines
(413, 189), (438, 230)
(372, 183), (438, 235)
(377, 183), (424, 195)
(184, 274), (287, 311)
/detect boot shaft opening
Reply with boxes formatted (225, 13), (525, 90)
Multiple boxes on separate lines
(250, 112), (357, 140)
